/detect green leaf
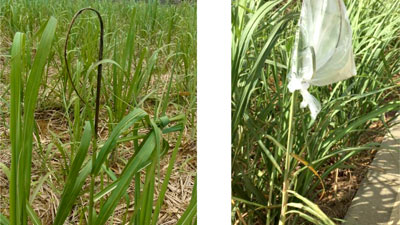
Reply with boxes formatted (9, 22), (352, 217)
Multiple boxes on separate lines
(26, 204), (42, 225)
(258, 139), (283, 174)
(151, 120), (185, 224)
(0, 162), (10, 180)
(288, 190), (335, 225)
(9, 31), (25, 225)
(176, 178), (197, 225)
(0, 213), (9, 225)
(96, 131), (157, 225)
(11, 16), (57, 225)
(53, 121), (92, 225)
(93, 108), (148, 175)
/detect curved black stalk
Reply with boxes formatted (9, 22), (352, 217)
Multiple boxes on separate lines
(64, 7), (104, 137)
(64, 8), (104, 224)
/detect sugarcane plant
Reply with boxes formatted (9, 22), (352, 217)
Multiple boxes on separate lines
(231, 0), (399, 224)
(5, 8), (196, 225)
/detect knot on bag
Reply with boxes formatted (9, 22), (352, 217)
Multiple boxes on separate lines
(288, 76), (321, 120)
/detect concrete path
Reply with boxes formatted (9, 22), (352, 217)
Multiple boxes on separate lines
(343, 116), (400, 225)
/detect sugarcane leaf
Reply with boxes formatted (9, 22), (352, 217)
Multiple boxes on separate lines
(95, 131), (157, 225)
(150, 121), (185, 224)
(93, 108), (148, 175)
(53, 121), (92, 225)
(0, 213), (9, 225)
(9, 31), (25, 225)
(176, 178), (197, 225)
(258, 139), (283, 174)
(17, 16), (57, 225)
(26, 204), (42, 225)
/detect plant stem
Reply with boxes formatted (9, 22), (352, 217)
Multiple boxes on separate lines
(266, 165), (276, 225)
(279, 91), (297, 225)
(89, 136), (98, 224)
(64, 8), (104, 224)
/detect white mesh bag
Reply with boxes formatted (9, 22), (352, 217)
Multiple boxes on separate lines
(288, 0), (356, 119)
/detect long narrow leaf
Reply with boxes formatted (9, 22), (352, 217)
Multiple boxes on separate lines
(9, 32), (25, 225)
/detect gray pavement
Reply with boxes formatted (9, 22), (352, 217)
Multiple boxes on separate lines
(343, 116), (400, 225)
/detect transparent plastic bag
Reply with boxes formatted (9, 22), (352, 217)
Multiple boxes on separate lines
(288, 0), (356, 119)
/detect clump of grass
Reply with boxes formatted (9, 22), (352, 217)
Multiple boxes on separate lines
(231, 0), (399, 224)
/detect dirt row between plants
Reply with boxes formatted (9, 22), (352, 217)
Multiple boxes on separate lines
(315, 112), (399, 224)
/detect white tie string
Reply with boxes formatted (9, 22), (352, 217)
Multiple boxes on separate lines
(288, 76), (321, 120)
